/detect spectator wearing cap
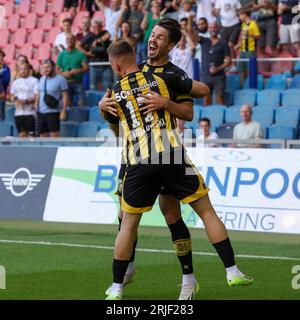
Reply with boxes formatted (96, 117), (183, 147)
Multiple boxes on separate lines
(79, 19), (112, 91)
(10, 63), (38, 137)
(96, 0), (122, 40)
(54, 18), (74, 54)
(36, 60), (68, 138)
(214, 0), (242, 72)
(117, 0), (146, 63)
(56, 34), (89, 106)
(0, 49), (10, 121)
(199, 117), (219, 147)
(233, 104), (263, 148)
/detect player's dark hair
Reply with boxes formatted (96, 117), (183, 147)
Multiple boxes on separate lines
(107, 40), (134, 59)
(157, 18), (182, 45)
(200, 117), (211, 127)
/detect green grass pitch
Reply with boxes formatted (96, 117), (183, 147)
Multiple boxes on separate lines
(0, 220), (299, 300)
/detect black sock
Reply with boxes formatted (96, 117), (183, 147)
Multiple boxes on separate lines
(213, 237), (235, 268)
(113, 259), (130, 283)
(168, 218), (193, 274)
(118, 217), (137, 263)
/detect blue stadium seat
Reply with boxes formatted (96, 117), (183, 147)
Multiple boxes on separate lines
(88, 106), (101, 121)
(85, 90), (105, 107)
(67, 107), (89, 122)
(226, 74), (240, 93)
(192, 106), (201, 124)
(243, 74), (264, 90)
(201, 105), (225, 128)
(266, 74), (287, 90)
(217, 122), (236, 138)
(77, 121), (100, 137)
(97, 128), (116, 139)
(5, 107), (15, 123)
(267, 124), (296, 139)
(275, 107), (299, 126)
(252, 107), (274, 126)
(289, 74), (300, 89)
(233, 90), (256, 107)
(281, 89), (300, 108)
(256, 90), (281, 108)
(0, 122), (13, 137)
(60, 121), (78, 137)
(225, 106), (241, 123)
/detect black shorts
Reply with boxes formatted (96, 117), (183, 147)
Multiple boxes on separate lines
(64, 0), (78, 8)
(38, 112), (60, 134)
(220, 23), (241, 45)
(15, 115), (35, 135)
(121, 159), (209, 214)
(202, 75), (226, 97)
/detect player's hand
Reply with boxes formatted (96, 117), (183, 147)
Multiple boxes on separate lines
(139, 90), (170, 114)
(98, 89), (118, 117)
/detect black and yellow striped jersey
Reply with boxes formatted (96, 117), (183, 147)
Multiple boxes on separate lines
(139, 61), (193, 104)
(109, 71), (192, 165)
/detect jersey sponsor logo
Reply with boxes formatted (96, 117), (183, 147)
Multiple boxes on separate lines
(0, 168), (45, 197)
(115, 80), (158, 102)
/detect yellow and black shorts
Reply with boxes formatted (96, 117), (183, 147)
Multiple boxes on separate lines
(121, 160), (210, 214)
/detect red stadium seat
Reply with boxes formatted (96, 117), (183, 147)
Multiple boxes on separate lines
(4, 2), (14, 16)
(0, 29), (9, 48)
(46, 26), (61, 44)
(29, 59), (40, 72)
(19, 45), (33, 60)
(7, 14), (20, 32)
(28, 29), (44, 47)
(50, 0), (64, 16)
(11, 29), (27, 48)
(32, 0), (47, 17)
(92, 11), (106, 25)
(3, 44), (15, 64)
(36, 44), (52, 61)
(39, 13), (54, 31)
(16, 0), (31, 17)
(23, 13), (37, 30)
(55, 12), (72, 27)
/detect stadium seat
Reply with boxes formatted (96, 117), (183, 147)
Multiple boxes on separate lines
(67, 107), (89, 123)
(2, 44), (15, 63)
(19, 45), (33, 59)
(46, 27), (61, 44)
(85, 90), (105, 107)
(0, 29), (9, 48)
(252, 107), (274, 126)
(256, 90), (281, 108)
(55, 12), (72, 27)
(191, 106), (201, 125)
(267, 124), (296, 139)
(224, 106), (241, 123)
(289, 74), (300, 89)
(96, 128), (116, 139)
(217, 122), (236, 139)
(11, 29), (27, 47)
(60, 121), (78, 137)
(201, 105), (225, 128)
(225, 74), (240, 93)
(77, 121), (99, 137)
(88, 106), (101, 122)
(5, 107), (16, 123)
(281, 89), (300, 108)
(4, 2), (15, 16)
(233, 90), (256, 107)
(275, 107), (299, 126)
(40, 13), (54, 31)
(32, 0), (47, 16)
(23, 13), (37, 30)
(36, 44), (52, 61)
(16, 0), (31, 17)
(7, 14), (20, 32)
(28, 29), (44, 47)
(50, 0), (65, 16)
(243, 74), (264, 90)
(266, 74), (287, 91)
(0, 122), (13, 137)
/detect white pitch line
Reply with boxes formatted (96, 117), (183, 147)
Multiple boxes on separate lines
(0, 239), (300, 261)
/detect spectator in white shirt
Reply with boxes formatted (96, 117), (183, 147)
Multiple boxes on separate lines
(199, 117), (219, 147)
(54, 18), (73, 54)
(233, 104), (263, 148)
(10, 63), (38, 137)
(196, 0), (217, 24)
(178, 0), (195, 21)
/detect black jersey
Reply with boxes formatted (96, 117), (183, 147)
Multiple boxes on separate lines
(109, 71), (192, 165)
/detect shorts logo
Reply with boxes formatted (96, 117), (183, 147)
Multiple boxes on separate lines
(0, 168), (45, 197)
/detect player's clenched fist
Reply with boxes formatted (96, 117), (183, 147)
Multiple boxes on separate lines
(98, 89), (118, 117)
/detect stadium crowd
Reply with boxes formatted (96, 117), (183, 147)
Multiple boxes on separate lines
(0, 0), (299, 141)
